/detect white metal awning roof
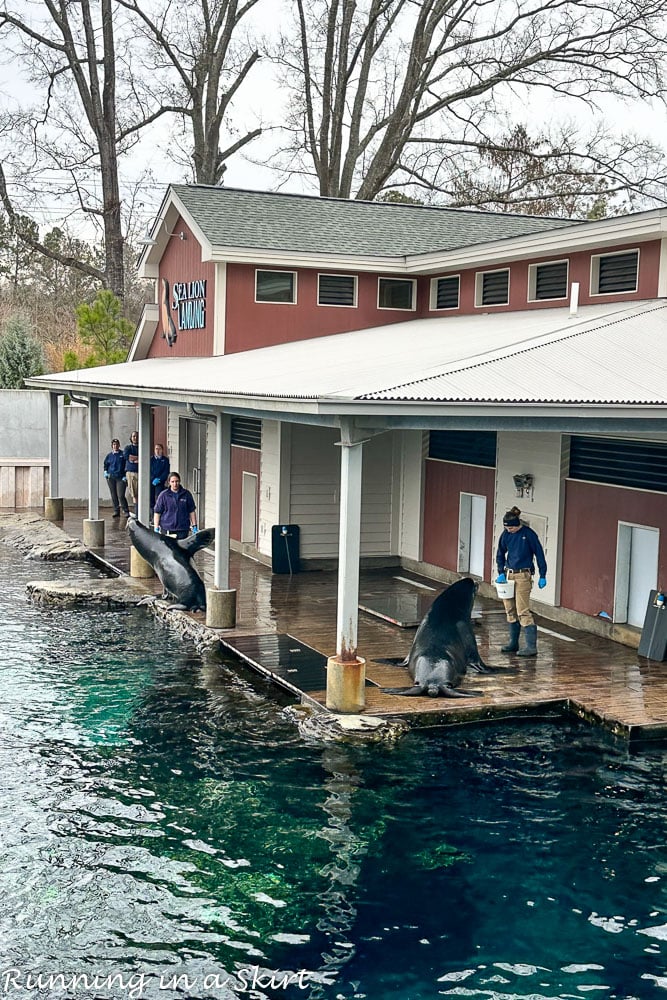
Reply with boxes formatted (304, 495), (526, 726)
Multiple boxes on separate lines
(28, 300), (667, 421)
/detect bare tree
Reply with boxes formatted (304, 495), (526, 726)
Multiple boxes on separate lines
(0, 0), (148, 299)
(116, 0), (263, 186)
(271, 0), (667, 209)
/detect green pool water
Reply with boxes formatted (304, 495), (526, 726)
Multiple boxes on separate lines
(1, 548), (666, 1000)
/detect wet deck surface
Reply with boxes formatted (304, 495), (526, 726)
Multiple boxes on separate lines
(61, 508), (667, 742)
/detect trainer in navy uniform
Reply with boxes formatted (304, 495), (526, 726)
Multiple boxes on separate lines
(495, 506), (547, 658)
(153, 472), (197, 541)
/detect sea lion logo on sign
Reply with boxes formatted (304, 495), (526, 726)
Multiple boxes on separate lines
(160, 278), (178, 347)
(160, 277), (207, 348)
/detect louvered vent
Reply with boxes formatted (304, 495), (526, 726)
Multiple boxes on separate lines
(231, 417), (261, 450)
(569, 436), (667, 492)
(318, 274), (356, 306)
(597, 252), (639, 294)
(481, 270), (509, 305)
(429, 430), (497, 467)
(435, 276), (460, 309)
(535, 261), (568, 300)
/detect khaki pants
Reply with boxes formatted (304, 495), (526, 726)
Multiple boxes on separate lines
(126, 471), (138, 507)
(503, 568), (534, 626)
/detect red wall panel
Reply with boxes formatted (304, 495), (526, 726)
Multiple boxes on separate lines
(428, 240), (660, 316)
(561, 479), (667, 616)
(230, 446), (261, 542)
(148, 217), (215, 358)
(422, 460), (496, 577)
(224, 265), (430, 353)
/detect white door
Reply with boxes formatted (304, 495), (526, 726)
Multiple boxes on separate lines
(627, 526), (659, 627)
(458, 493), (486, 578)
(241, 472), (258, 544)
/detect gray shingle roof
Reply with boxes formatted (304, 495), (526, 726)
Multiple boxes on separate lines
(171, 184), (579, 257)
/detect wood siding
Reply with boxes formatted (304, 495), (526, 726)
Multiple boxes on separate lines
(224, 264), (430, 353)
(422, 459), (496, 576)
(230, 446), (261, 541)
(561, 479), (667, 617)
(148, 216), (215, 358)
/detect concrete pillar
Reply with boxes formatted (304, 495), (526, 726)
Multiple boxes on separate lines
(87, 397), (100, 520)
(206, 587), (237, 628)
(44, 497), (64, 521)
(214, 412), (232, 589)
(326, 655), (366, 713)
(83, 518), (105, 547)
(138, 403), (152, 525)
(335, 424), (364, 660)
(48, 392), (59, 497)
(130, 547), (155, 578)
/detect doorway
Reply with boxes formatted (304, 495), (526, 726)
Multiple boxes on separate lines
(458, 493), (486, 578)
(182, 419), (207, 526)
(615, 522), (659, 626)
(241, 472), (258, 545)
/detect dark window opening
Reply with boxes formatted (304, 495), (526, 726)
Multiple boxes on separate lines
(434, 276), (460, 310)
(256, 270), (295, 303)
(231, 417), (261, 450)
(596, 251), (639, 294)
(318, 274), (356, 306)
(429, 430), (497, 467)
(378, 278), (414, 310)
(569, 436), (667, 492)
(480, 270), (509, 306)
(534, 261), (568, 300)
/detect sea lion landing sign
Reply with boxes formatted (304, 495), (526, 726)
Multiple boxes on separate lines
(127, 517), (215, 612)
(381, 577), (491, 698)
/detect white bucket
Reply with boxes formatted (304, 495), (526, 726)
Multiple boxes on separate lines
(495, 580), (515, 599)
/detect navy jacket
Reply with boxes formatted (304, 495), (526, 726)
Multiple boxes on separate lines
(103, 450), (126, 478)
(154, 486), (196, 532)
(124, 438), (139, 473)
(496, 524), (547, 577)
(150, 454), (170, 485)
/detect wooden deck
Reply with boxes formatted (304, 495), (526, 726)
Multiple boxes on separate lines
(63, 508), (667, 743)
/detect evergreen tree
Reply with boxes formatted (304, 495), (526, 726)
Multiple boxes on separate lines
(75, 289), (134, 366)
(0, 315), (45, 388)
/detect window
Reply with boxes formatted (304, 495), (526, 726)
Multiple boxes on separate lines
(528, 260), (569, 302)
(590, 250), (639, 295)
(429, 430), (497, 467)
(569, 435), (667, 492)
(255, 270), (296, 303)
(378, 277), (416, 310)
(231, 417), (261, 450)
(475, 268), (510, 307)
(430, 275), (460, 310)
(318, 273), (357, 307)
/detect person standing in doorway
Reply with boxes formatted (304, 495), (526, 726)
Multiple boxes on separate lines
(103, 438), (129, 518)
(153, 472), (197, 540)
(150, 443), (170, 512)
(123, 430), (139, 513)
(495, 506), (547, 658)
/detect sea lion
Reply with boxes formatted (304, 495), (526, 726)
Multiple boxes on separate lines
(381, 578), (491, 698)
(127, 516), (215, 611)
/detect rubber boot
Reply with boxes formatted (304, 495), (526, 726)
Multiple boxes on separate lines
(517, 624), (537, 657)
(501, 621), (521, 653)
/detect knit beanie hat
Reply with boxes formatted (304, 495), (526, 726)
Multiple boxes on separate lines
(503, 506), (521, 527)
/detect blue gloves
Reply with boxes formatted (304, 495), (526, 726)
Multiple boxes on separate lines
(191, 525), (198, 535)
(538, 577), (547, 589)
(104, 471), (109, 478)
(154, 526), (160, 533)
(122, 477), (127, 483)
(496, 573), (507, 584)
(152, 478), (160, 486)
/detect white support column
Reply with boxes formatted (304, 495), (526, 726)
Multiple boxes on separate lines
(214, 411), (232, 588)
(48, 392), (59, 496)
(206, 411), (235, 629)
(138, 403), (152, 525)
(88, 397), (100, 520)
(44, 392), (64, 521)
(336, 434), (363, 660)
(83, 396), (104, 547)
(327, 423), (366, 713)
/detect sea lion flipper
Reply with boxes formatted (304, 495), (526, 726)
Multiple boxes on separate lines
(373, 655), (410, 667)
(381, 685), (426, 697)
(178, 528), (216, 556)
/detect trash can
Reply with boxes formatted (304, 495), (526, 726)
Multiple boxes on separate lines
(271, 524), (300, 574)
(638, 590), (667, 660)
